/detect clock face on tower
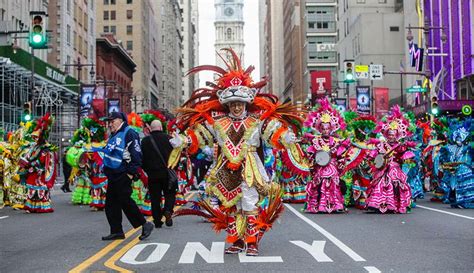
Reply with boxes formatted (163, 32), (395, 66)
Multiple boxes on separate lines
(224, 7), (234, 17)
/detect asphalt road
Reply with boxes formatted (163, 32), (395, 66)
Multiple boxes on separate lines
(0, 186), (473, 273)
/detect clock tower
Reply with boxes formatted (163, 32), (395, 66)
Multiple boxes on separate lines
(214, 0), (245, 67)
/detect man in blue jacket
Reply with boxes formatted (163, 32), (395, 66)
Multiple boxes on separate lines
(101, 112), (153, 240)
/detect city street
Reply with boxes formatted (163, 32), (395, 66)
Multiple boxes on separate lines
(1, 186), (473, 273)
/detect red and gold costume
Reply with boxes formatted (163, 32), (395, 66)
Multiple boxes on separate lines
(19, 114), (57, 213)
(171, 48), (308, 256)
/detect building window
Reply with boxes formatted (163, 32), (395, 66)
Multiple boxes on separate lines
(110, 25), (116, 34)
(90, 18), (94, 35)
(126, 40), (133, 50)
(67, 0), (71, 14)
(103, 26), (109, 32)
(127, 0), (132, 3)
(110, 10), (116, 20)
(126, 10), (133, 19)
(357, 0), (365, 3)
(103, 11), (109, 20)
(226, 28), (232, 40)
(111, 0), (116, 4)
(73, 31), (77, 49)
(104, 0), (109, 4)
(66, 24), (71, 45)
(126, 25), (133, 34)
(390, 26), (399, 31)
(379, 0), (387, 3)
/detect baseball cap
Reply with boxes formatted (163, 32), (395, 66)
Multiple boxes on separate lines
(104, 111), (127, 121)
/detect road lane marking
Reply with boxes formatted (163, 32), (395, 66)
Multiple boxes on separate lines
(285, 204), (366, 262)
(290, 240), (333, 262)
(364, 266), (381, 273)
(68, 226), (140, 273)
(0, 216), (9, 220)
(104, 192), (195, 272)
(179, 242), (225, 264)
(417, 205), (474, 220)
(120, 243), (170, 265)
(238, 252), (283, 263)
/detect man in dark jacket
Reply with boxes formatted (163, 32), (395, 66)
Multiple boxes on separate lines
(141, 119), (175, 228)
(101, 112), (153, 241)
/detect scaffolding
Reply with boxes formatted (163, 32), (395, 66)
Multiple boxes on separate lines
(0, 57), (78, 149)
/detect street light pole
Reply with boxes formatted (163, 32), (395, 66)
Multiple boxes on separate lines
(64, 57), (95, 128)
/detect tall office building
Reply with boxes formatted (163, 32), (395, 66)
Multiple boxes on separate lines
(96, 0), (158, 112)
(337, 0), (405, 104)
(48, 0), (96, 83)
(155, 0), (183, 111)
(181, 0), (199, 103)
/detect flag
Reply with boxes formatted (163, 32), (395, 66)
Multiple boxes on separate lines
(399, 59), (405, 73)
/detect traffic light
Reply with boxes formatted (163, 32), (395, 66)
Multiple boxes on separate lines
(22, 102), (32, 122)
(431, 96), (439, 115)
(29, 13), (47, 49)
(344, 61), (355, 83)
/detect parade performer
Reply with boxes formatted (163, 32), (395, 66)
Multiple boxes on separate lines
(128, 113), (150, 215)
(438, 118), (473, 208)
(367, 106), (414, 213)
(171, 48), (308, 256)
(84, 118), (108, 210)
(342, 114), (377, 209)
(68, 118), (107, 207)
(303, 98), (348, 213)
(3, 124), (31, 209)
(422, 117), (448, 200)
(19, 114), (57, 213)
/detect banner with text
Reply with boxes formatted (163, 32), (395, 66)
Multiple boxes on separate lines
(374, 87), (389, 119)
(80, 85), (95, 117)
(356, 86), (371, 114)
(107, 99), (120, 114)
(350, 98), (357, 111)
(310, 70), (332, 95)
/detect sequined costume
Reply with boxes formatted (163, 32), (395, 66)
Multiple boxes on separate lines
(170, 48), (308, 256)
(366, 106), (414, 213)
(19, 114), (57, 213)
(438, 118), (473, 208)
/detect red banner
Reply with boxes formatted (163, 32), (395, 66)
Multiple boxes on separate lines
(374, 87), (389, 119)
(311, 71), (332, 95)
(349, 98), (357, 111)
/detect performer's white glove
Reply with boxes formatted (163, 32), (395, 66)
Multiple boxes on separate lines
(169, 132), (183, 148)
(202, 146), (213, 157)
(284, 131), (298, 144)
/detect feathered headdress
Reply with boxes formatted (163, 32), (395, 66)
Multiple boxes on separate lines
(177, 48), (305, 130)
(303, 98), (346, 134)
(31, 113), (54, 142)
(448, 117), (471, 143)
(374, 105), (413, 140)
(71, 117), (106, 144)
(350, 115), (377, 140)
(127, 112), (144, 133)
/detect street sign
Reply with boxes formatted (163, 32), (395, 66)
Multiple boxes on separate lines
(355, 65), (369, 79)
(406, 85), (427, 93)
(369, 64), (383, 80)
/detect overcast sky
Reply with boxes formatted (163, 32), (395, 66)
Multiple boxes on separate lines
(197, 0), (260, 88)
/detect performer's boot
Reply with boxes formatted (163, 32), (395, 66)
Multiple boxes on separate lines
(224, 215), (244, 254)
(245, 214), (259, 256)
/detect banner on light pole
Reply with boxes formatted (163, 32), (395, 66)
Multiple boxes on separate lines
(80, 85), (95, 117)
(107, 99), (120, 114)
(374, 87), (389, 119)
(356, 86), (370, 115)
